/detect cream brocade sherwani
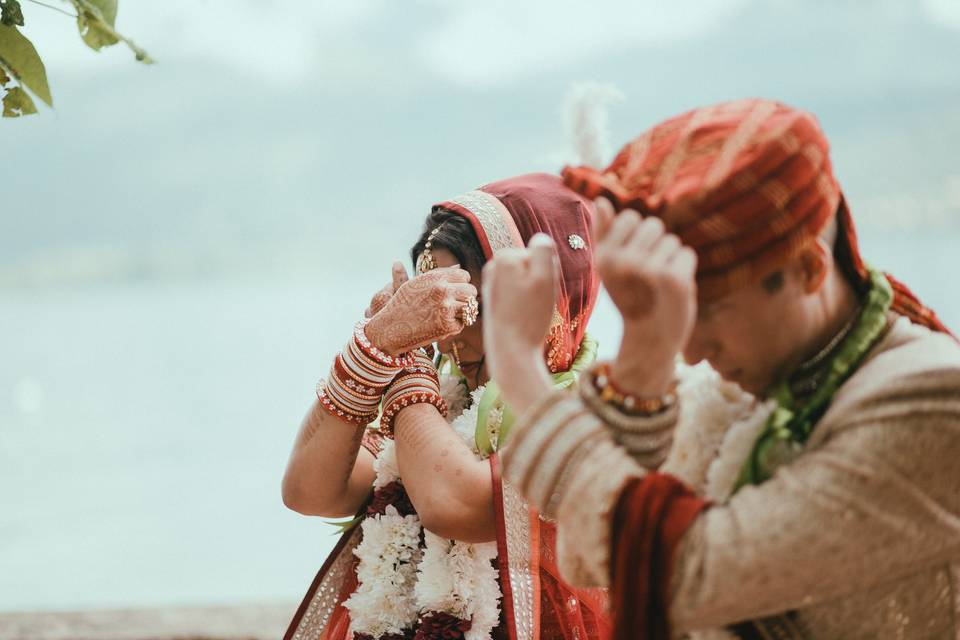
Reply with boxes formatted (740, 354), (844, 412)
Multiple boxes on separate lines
(501, 316), (960, 639)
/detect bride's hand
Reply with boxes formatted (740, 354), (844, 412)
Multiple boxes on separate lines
(364, 262), (410, 319)
(366, 266), (477, 355)
(481, 234), (557, 414)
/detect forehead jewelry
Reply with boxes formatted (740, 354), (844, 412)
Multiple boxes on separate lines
(416, 224), (445, 275)
(452, 342), (462, 367)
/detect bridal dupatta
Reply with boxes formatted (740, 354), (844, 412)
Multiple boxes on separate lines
(285, 173), (608, 640)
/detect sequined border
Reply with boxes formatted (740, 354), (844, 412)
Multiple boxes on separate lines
(444, 190), (524, 255)
(286, 526), (362, 640)
(501, 477), (537, 640)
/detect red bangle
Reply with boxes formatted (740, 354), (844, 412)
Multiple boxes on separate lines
(315, 320), (416, 426)
(354, 321), (416, 369)
(317, 381), (378, 425)
(378, 355), (446, 437)
(379, 390), (448, 437)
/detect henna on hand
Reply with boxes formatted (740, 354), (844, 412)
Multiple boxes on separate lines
(366, 268), (475, 354)
(365, 287), (393, 319)
(364, 262), (411, 319)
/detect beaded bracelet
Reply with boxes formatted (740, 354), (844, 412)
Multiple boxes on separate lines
(316, 320), (416, 425)
(588, 362), (677, 417)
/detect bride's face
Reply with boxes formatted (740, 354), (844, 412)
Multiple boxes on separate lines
(431, 248), (487, 389)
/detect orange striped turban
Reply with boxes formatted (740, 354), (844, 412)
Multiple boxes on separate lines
(562, 98), (953, 335)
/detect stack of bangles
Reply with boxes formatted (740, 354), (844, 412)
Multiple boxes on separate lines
(316, 320), (417, 425)
(317, 320), (448, 435)
(379, 350), (448, 437)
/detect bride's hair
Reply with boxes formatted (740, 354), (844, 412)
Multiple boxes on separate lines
(410, 207), (486, 275)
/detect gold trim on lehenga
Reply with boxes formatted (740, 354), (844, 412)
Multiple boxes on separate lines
(288, 526), (362, 640)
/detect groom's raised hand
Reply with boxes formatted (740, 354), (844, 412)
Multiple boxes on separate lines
(481, 233), (558, 416)
(592, 196), (698, 396)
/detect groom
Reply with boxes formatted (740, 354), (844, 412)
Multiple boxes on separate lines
(481, 99), (960, 639)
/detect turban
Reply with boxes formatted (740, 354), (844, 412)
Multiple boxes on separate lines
(562, 98), (952, 335)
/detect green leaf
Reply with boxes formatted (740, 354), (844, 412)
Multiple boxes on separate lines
(72, 0), (119, 50)
(69, 0), (152, 63)
(1, 0), (25, 27)
(324, 515), (363, 534)
(85, 0), (117, 26)
(2, 85), (36, 117)
(0, 24), (51, 106)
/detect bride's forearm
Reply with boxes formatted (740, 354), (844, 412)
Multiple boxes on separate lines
(394, 404), (496, 543)
(282, 398), (376, 517)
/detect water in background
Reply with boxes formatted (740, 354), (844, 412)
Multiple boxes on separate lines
(1, 231), (957, 612)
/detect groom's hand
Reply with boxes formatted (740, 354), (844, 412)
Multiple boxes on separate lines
(481, 233), (557, 415)
(592, 197), (698, 396)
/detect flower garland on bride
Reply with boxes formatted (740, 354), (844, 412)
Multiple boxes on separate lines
(344, 339), (597, 640)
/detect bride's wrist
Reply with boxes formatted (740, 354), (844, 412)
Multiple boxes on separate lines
(315, 320), (416, 425)
(363, 314), (398, 355)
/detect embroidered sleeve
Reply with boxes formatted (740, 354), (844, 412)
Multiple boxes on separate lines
(668, 366), (960, 632)
(501, 390), (646, 587)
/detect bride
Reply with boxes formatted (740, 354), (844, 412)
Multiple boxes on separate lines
(282, 173), (610, 640)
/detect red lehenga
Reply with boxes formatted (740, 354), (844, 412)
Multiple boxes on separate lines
(285, 174), (610, 640)
(284, 454), (609, 640)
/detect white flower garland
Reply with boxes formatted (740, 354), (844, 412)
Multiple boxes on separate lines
(344, 502), (424, 637)
(415, 532), (501, 640)
(348, 376), (503, 639)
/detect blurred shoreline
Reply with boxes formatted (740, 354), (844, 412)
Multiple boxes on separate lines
(0, 603), (296, 640)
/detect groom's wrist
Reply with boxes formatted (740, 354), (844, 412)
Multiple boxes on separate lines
(496, 350), (552, 416)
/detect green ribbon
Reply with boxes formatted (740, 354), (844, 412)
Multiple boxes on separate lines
(733, 268), (893, 491)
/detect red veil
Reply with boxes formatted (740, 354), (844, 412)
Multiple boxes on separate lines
(284, 173), (609, 640)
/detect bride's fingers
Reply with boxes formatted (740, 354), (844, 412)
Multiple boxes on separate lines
(435, 265), (471, 284)
(365, 285), (392, 318)
(450, 282), (479, 302)
(392, 261), (409, 292)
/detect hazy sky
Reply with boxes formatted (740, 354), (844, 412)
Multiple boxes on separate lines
(2, 2), (960, 612)
(3, 0), (960, 287)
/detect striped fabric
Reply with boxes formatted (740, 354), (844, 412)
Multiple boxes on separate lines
(562, 99), (839, 302)
(562, 98), (954, 337)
